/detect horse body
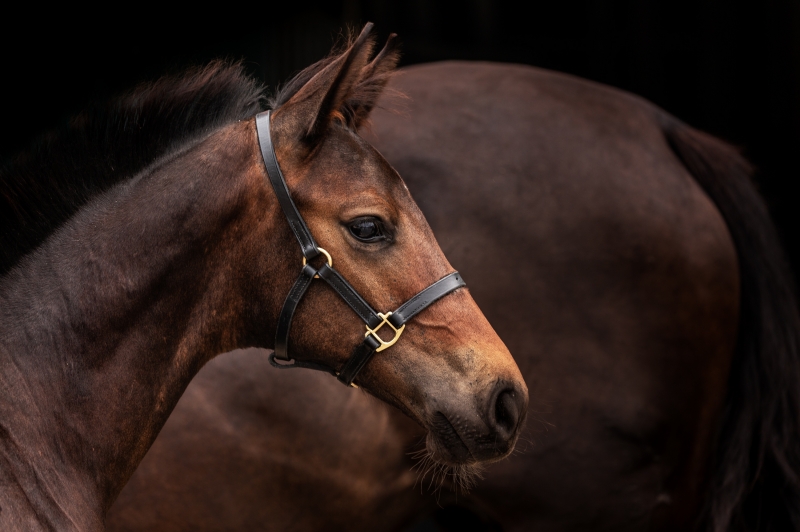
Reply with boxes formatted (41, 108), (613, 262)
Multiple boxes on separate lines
(109, 60), (800, 531)
(0, 29), (528, 530)
(378, 63), (799, 531)
(370, 62), (739, 530)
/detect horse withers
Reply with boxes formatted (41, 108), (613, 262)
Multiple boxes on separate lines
(0, 27), (527, 531)
(109, 61), (800, 531)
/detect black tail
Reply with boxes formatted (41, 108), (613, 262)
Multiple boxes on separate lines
(663, 119), (800, 531)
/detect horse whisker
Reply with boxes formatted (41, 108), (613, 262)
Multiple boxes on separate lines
(407, 446), (485, 496)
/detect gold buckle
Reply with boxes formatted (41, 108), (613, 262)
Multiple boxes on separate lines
(302, 247), (332, 279)
(365, 312), (406, 352)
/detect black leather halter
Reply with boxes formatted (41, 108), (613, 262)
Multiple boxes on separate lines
(256, 111), (466, 387)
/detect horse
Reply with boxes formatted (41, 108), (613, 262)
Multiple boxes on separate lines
(368, 63), (800, 531)
(0, 27), (529, 530)
(106, 60), (800, 531)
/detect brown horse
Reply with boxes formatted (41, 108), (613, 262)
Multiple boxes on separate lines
(107, 61), (800, 531)
(0, 30), (528, 530)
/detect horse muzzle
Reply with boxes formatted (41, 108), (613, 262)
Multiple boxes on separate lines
(425, 378), (528, 464)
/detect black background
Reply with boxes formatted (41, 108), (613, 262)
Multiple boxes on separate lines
(3, 1), (798, 269)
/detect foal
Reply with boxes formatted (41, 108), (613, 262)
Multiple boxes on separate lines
(0, 27), (527, 530)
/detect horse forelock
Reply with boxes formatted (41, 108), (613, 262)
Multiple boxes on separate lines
(0, 60), (265, 277)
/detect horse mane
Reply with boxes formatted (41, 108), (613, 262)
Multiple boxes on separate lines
(663, 118), (800, 531)
(0, 61), (265, 276)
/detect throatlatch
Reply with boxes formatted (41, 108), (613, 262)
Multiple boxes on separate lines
(256, 111), (466, 387)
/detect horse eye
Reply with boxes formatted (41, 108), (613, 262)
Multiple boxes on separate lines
(349, 217), (385, 242)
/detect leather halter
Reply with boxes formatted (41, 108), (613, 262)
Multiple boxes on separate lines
(256, 111), (466, 387)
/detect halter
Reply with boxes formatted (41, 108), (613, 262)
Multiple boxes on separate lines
(257, 111), (466, 387)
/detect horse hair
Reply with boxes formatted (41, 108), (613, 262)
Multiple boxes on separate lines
(0, 61), (265, 277)
(663, 119), (800, 531)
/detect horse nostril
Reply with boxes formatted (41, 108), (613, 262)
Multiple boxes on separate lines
(493, 388), (521, 436)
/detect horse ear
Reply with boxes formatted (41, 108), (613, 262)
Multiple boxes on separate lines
(273, 23), (376, 146)
(348, 33), (400, 129)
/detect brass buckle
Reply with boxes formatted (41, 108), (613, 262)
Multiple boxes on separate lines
(302, 247), (332, 279)
(365, 312), (406, 352)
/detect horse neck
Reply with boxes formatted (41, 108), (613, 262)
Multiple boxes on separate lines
(0, 120), (283, 529)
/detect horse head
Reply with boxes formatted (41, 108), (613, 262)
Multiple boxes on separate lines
(250, 24), (528, 465)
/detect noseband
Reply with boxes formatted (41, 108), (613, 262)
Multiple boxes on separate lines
(256, 111), (466, 387)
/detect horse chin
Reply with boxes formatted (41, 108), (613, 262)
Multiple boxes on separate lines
(411, 433), (487, 494)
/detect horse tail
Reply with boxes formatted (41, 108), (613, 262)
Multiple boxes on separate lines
(662, 118), (800, 531)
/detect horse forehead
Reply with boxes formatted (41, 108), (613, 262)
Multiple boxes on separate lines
(315, 128), (402, 190)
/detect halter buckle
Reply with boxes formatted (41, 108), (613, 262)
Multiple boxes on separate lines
(365, 312), (406, 352)
(302, 247), (333, 279)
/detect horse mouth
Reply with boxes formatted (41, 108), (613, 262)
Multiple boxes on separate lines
(428, 411), (473, 463)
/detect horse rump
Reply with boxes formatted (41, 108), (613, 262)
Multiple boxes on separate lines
(663, 118), (800, 531)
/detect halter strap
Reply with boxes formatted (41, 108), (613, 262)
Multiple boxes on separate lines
(256, 111), (466, 387)
(256, 112), (320, 261)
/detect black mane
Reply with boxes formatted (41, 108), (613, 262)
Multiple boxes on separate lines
(0, 61), (265, 276)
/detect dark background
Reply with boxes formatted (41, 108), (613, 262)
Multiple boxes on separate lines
(3, 1), (798, 268)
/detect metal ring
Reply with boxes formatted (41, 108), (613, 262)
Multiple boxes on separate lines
(302, 247), (332, 279)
